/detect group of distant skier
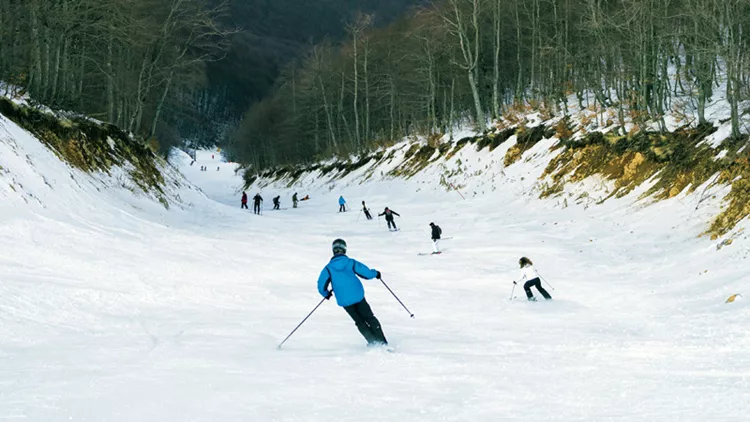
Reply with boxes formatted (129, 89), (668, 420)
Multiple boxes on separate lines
(241, 190), (551, 349)
(338, 196), (402, 232)
(240, 192), (265, 214)
(242, 191), (307, 214)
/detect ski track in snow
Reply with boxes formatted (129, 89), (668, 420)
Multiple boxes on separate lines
(1, 127), (749, 420)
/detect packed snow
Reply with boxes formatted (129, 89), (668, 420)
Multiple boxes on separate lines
(1, 112), (749, 421)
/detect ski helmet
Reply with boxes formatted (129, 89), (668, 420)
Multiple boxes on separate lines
(332, 238), (347, 255)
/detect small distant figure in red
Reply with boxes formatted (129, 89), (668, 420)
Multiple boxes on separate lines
(241, 192), (248, 209)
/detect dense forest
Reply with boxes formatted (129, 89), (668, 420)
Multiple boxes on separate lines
(0, 0), (422, 154)
(230, 0), (750, 170)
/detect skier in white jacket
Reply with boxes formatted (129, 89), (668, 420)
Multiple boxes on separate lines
(514, 257), (552, 301)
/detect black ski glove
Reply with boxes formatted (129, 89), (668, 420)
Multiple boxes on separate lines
(513, 281), (517, 285)
(376, 271), (382, 280)
(325, 291), (333, 300)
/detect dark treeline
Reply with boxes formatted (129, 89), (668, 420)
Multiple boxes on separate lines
(208, 0), (428, 120)
(0, 0), (422, 155)
(230, 0), (750, 170)
(0, 0), (238, 153)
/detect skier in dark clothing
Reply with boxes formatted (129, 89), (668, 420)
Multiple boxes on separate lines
(241, 192), (248, 209)
(317, 239), (388, 346)
(253, 193), (263, 215)
(362, 201), (373, 220)
(273, 196), (281, 210)
(429, 222), (442, 254)
(292, 192), (298, 208)
(514, 257), (552, 301)
(378, 207), (400, 231)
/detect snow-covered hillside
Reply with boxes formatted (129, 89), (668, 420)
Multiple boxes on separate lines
(2, 104), (749, 421)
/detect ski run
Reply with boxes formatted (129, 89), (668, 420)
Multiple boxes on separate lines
(1, 117), (749, 421)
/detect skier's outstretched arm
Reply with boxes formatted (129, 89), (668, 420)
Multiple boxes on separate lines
(352, 260), (379, 280)
(317, 268), (332, 298)
(392, 211), (401, 217)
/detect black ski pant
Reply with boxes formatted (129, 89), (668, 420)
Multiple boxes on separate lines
(274, 203), (280, 210)
(253, 203), (261, 214)
(339, 204), (346, 212)
(386, 219), (397, 230)
(364, 210), (372, 220)
(524, 277), (552, 299)
(344, 298), (387, 345)
(241, 203), (248, 209)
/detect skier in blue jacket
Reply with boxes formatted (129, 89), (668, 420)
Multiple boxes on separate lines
(317, 238), (388, 346)
(338, 196), (347, 212)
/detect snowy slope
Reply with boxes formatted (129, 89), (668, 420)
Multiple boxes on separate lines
(1, 113), (749, 421)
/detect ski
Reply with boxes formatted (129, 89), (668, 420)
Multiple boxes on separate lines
(418, 251), (442, 256)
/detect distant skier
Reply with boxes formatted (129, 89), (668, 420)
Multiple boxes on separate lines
(339, 196), (347, 212)
(429, 222), (442, 254)
(362, 201), (372, 220)
(378, 207), (400, 231)
(273, 195), (281, 210)
(253, 193), (263, 215)
(292, 192), (299, 208)
(241, 192), (248, 209)
(514, 257), (552, 301)
(317, 238), (388, 347)
(217, 166), (220, 171)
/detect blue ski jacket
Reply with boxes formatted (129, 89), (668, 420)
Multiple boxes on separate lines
(317, 254), (378, 307)
(338, 196), (346, 205)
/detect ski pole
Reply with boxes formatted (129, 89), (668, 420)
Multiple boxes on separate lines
(510, 282), (516, 300)
(538, 273), (555, 290)
(449, 183), (466, 200)
(379, 278), (414, 318)
(277, 297), (328, 349)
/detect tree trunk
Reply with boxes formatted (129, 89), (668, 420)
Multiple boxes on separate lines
(318, 74), (337, 152)
(107, 34), (115, 123)
(514, 0), (523, 102)
(492, 0), (501, 119)
(49, 35), (62, 104)
(150, 68), (175, 138)
(389, 76), (396, 140)
(352, 27), (361, 148)
(29, 0), (43, 97)
(129, 52), (151, 132)
(364, 39), (370, 143)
